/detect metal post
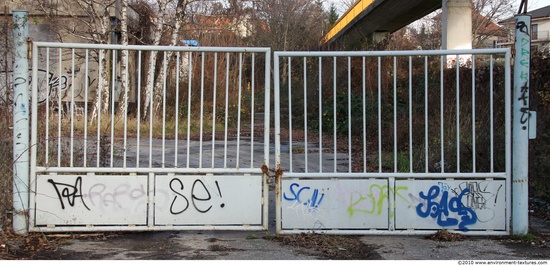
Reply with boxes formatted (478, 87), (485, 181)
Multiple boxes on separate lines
(12, 10), (29, 235)
(512, 14), (531, 235)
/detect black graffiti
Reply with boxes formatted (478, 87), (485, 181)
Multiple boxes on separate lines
(516, 21), (529, 35)
(520, 107), (530, 123)
(48, 176), (90, 210)
(169, 178), (189, 214)
(1, 69), (68, 105)
(169, 178), (225, 215)
(13, 77), (27, 111)
(518, 84), (528, 106)
(518, 82), (530, 129)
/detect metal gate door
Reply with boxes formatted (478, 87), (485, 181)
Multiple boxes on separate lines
(29, 42), (271, 232)
(274, 49), (511, 235)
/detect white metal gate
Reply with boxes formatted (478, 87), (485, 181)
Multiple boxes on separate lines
(274, 49), (512, 235)
(29, 42), (271, 232)
(27, 42), (513, 235)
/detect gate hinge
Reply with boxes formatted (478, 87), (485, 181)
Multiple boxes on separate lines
(261, 164), (282, 179)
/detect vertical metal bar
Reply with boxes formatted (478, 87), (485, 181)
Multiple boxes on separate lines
(84, 49), (89, 167)
(274, 52), (281, 234)
(288, 57), (293, 173)
(123, 50), (129, 168)
(57, 48), (62, 167)
(224, 53), (229, 168)
(409, 56), (413, 173)
(378, 56), (382, 172)
(504, 50), (512, 234)
(147, 173), (155, 227)
(12, 10), (29, 235)
(304, 57), (308, 172)
(362, 57), (367, 172)
(472, 55), (476, 172)
(199, 52), (205, 168)
(424, 56), (429, 173)
(250, 53), (255, 168)
(162, 52), (167, 167)
(212, 53), (218, 168)
(176, 52), (186, 166)
(388, 176), (395, 231)
(45, 48), (50, 165)
(236, 53), (243, 167)
(97, 50), (103, 168)
(393, 57), (397, 172)
(319, 57), (323, 172)
(456, 56), (460, 173)
(347, 57), (351, 173)
(30, 41), (39, 234)
(490, 56), (495, 172)
(69, 49), (75, 167)
(262, 51), (271, 229)
(440, 55), (445, 173)
(136, 50), (142, 168)
(148, 51), (154, 168)
(512, 14), (531, 235)
(263, 50), (271, 173)
(186, 52), (193, 168)
(110, 49), (116, 168)
(333, 57), (337, 172)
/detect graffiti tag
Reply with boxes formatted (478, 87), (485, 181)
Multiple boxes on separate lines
(416, 185), (477, 231)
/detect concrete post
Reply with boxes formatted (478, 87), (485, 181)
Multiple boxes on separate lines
(12, 10), (29, 236)
(512, 14), (531, 235)
(441, 0), (472, 65)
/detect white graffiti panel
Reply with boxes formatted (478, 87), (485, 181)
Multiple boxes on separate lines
(154, 175), (263, 226)
(395, 180), (506, 231)
(35, 175), (148, 226)
(281, 179), (389, 230)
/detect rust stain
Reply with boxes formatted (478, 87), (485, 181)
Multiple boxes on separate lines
(275, 163), (282, 199)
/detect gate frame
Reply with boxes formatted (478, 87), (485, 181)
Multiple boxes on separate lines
(273, 48), (512, 236)
(28, 42), (272, 232)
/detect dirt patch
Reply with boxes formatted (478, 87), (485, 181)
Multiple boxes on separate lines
(208, 244), (243, 252)
(426, 230), (468, 242)
(265, 233), (382, 260)
(0, 231), (102, 260)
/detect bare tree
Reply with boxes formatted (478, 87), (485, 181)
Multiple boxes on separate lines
(249, 0), (326, 51)
(472, 0), (514, 48)
(141, 0), (169, 120)
(116, 0), (129, 118)
(152, 0), (192, 114)
(338, 0), (358, 13)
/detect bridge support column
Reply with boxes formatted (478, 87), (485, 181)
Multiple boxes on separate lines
(372, 31), (390, 44)
(441, 0), (472, 64)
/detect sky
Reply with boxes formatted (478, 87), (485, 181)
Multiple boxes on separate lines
(526, 0), (550, 11)
(324, 0), (550, 16)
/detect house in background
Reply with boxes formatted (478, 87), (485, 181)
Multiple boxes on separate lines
(498, 4), (550, 52)
(473, 12), (508, 48)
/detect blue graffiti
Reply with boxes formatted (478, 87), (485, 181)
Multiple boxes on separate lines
(283, 183), (325, 209)
(416, 185), (477, 231)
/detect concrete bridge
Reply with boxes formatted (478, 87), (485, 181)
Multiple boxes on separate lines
(321, 0), (473, 50)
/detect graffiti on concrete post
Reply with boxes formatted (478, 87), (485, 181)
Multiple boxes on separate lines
(516, 20), (530, 130)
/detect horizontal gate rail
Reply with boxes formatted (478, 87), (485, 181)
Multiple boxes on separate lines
(29, 42), (271, 232)
(274, 49), (512, 235)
